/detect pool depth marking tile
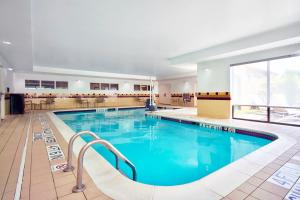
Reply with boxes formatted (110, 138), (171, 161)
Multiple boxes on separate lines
(47, 144), (65, 161)
(284, 178), (300, 200)
(51, 163), (68, 172)
(33, 132), (43, 141)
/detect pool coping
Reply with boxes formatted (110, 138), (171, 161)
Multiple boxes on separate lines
(48, 107), (297, 200)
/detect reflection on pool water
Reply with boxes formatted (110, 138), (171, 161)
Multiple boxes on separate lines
(56, 109), (271, 186)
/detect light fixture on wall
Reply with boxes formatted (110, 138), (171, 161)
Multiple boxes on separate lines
(7, 67), (13, 71)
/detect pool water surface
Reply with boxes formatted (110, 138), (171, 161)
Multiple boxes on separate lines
(56, 109), (271, 186)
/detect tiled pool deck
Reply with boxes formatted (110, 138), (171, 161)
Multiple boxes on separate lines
(0, 108), (300, 200)
(0, 112), (111, 200)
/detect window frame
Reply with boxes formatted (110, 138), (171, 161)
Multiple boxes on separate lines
(41, 80), (55, 89)
(56, 81), (68, 89)
(231, 54), (300, 127)
(101, 83), (110, 90)
(25, 80), (40, 89)
(90, 83), (100, 90)
(109, 83), (119, 91)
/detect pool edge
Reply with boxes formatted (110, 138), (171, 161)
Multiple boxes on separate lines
(48, 108), (297, 200)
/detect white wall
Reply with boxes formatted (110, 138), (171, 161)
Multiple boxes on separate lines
(159, 76), (197, 93)
(197, 65), (229, 92)
(158, 83), (171, 105)
(13, 72), (158, 94)
(0, 68), (5, 120)
(197, 44), (300, 92)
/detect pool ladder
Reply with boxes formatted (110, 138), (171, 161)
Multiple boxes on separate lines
(63, 130), (137, 193)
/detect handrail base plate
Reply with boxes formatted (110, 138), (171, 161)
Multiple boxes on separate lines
(72, 184), (86, 193)
(63, 165), (74, 172)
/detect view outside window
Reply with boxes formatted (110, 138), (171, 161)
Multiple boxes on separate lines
(56, 81), (68, 89)
(25, 80), (40, 88)
(269, 56), (300, 107)
(269, 56), (300, 125)
(110, 84), (119, 91)
(231, 62), (268, 121)
(101, 83), (109, 90)
(232, 62), (267, 106)
(41, 80), (55, 89)
(90, 83), (100, 90)
(134, 85), (140, 91)
(231, 55), (300, 125)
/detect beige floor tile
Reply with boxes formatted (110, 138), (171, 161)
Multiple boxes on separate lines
(90, 194), (112, 200)
(58, 192), (86, 200)
(261, 166), (278, 175)
(276, 155), (291, 162)
(2, 190), (16, 200)
(244, 196), (258, 200)
(271, 159), (286, 167)
(237, 182), (257, 194)
(259, 181), (289, 197)
(30, 173), (53, 185)
(266, 162), (282, 170)
(54, 174), (76, 187)
(254, 171), (270, 180)
(30, 188), (57, 200)
(251, 188), (282, 200)
(246, 177), (264, 187)
(83, 186), (104, 200)
(56, 182), (74, 197)
(227, 189), (248, 200)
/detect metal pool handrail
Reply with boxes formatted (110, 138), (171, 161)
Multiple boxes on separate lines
(63, 130), (100, 172)
(72, 139), (137, 193)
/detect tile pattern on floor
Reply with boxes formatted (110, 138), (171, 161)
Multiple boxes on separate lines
(223, 143), (300, 200)
(1, 109), (300, 200)
(0, 115), (29, 200)
(0, 112), (111, 200)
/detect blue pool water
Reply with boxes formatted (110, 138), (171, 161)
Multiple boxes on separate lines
(56, 109), (271, 186)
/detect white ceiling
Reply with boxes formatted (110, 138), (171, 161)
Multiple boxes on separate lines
(1, 0), (300, 79)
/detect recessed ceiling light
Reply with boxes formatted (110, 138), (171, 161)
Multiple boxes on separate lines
(8, 67), (13, 71)
(2, 41), (11, 45)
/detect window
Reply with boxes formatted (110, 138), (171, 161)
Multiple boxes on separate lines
(134, 85), (141, 91)
(232, 62), (267, 106)
(41, 80), (55, 89)
(134, 84), (150, 91)
(269, 56), (300, 107)
(141, 85), (149, 91)
(231, 55), (300, 125)
(56, 81), (68, 89)
(101, 83), (109, 90)
(25, 80), (40, 89)
(90, 83), (100, 90)
(110, 84), (119, 91)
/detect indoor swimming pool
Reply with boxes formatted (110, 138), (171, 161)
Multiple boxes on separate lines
(55, 108), (272, 186)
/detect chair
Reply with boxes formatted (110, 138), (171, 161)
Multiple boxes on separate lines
(134, 97), (144, 105)
(75, 98), (88, 108)
(94, 97), (105, 107)
(24, 100), (32, 111)
(45, 98), (55, 110)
